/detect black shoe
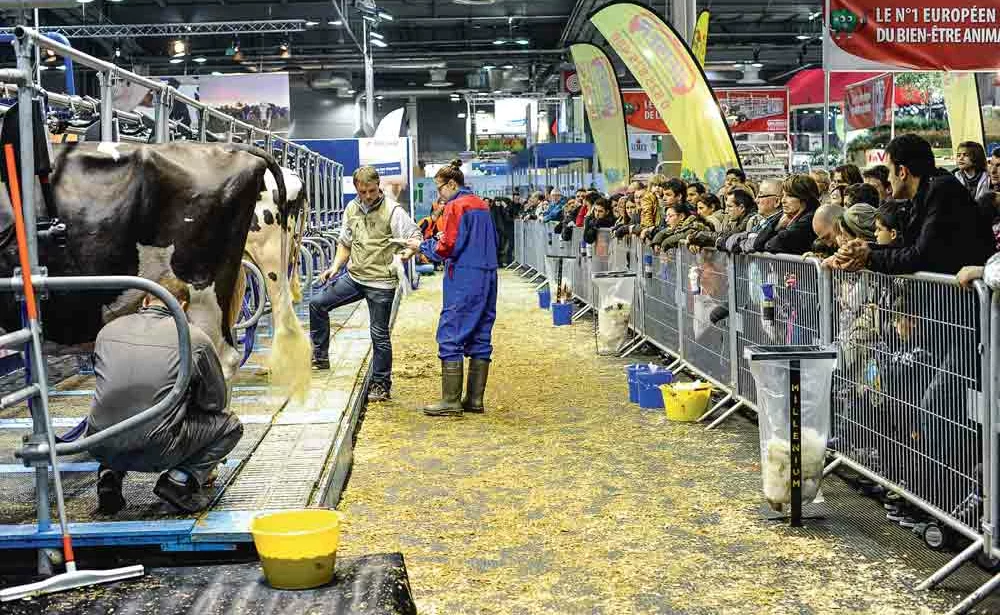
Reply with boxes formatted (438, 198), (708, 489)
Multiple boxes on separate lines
(154, 472), (210, 513)
(312, 357), (330, 370)
(367, 382), (391, 403)
(96, 468), (126, 515)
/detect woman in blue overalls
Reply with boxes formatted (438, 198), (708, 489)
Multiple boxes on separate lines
(408, 160), (498, 417)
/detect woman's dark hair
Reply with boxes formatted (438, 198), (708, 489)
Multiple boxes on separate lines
(845, 182), (881, 206)
(664, 178), (688, 197)
(834, 164), (863, 185)
(699, 193), (721, 212)
(958, 141), (988, 174)
(666, 202), (691, 217)
(435, 159), (465, 186)
(862, 164), (890, 190)
(886, 133), (935, 178)
(875, 200), (909, 233)
(728, 189), (756, 212)
(726, 168), (746, 183)
(829, 184), (844, 200)
(781, 174), (821, 210)
(689, 182), (707, 196)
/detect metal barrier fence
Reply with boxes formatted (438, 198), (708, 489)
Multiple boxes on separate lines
(512, 220), (998, 615)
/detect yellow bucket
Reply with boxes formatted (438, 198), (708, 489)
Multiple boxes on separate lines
(662, 382), (712, 422)
(251, 509), (342, 590)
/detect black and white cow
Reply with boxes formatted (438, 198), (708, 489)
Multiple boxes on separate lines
(0, 141), (293, 379)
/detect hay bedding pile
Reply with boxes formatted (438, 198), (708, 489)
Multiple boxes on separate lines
(336, 272), (949, 615)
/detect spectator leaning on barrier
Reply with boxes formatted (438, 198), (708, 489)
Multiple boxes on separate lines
(542, 188), (566, 223)
(863, 165), (892, 203)
(837, 204), (878, 244)
(830, 134), (994, 275)
(645, 177), (687, 241)
(954, 141), (990, 201)
(753, 174), (820, 255)
(653, 202), (712, 252)
(584, 198), (615, 244)
(874, 201), (908, 247)
(810, 203), (844, 258)
(699, 189), (757, 252)
(696, 192), (726, 232)
(729, 178), (783, 254)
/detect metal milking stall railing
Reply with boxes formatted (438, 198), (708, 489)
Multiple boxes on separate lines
(1, 25), (350, 557)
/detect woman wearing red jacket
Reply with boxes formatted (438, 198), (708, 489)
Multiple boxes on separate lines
(408, 160), (499, 417)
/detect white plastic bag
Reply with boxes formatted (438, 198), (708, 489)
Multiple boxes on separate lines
(749, 350), (837, 511)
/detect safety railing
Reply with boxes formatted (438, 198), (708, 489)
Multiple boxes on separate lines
(512, 219), (998, 615)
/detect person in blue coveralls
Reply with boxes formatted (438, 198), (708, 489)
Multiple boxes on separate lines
(406, 159), (498, 417)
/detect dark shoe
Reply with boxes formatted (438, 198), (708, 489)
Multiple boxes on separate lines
(367, 382), (391, 403)
(96, 468), (126, 515)
(462, 358), (490, 414)
(312, 357), (330, 370)
(154, 472), (210, 513)
(424, 360), (464, 417)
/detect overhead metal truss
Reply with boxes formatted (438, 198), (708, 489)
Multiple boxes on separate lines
(0, 20), (307, 39)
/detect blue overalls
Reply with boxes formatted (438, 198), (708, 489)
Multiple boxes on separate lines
(420, 187), (498, 362)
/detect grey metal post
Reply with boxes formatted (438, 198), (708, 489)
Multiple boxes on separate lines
(97, 70), (113, 142)
(153, 87), (169, 144)
(13, 33), (49, 576)
(362, 18), (374, 135)
(227, 120), (235, 144)
(817, 261), (833, 345)
(197, 108), (207, 142)
(727, 255), (740, 389)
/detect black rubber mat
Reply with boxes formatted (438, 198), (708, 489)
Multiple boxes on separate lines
(0, 552), (417, 615)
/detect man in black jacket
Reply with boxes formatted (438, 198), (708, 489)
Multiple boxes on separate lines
(831, 134), (994, 274)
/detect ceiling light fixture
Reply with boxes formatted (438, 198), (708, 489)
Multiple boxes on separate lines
(348, 88), (356, 94)
(370, 38), (388, 48)
(171, 39), (186, 57)
(370, 31), (384, 40)
(493, 38), (506, 45)
(796, 34), (812, 40)
(114, 46), (122, 58)
(377, 10), (393, 21)
(305, 20), (319, 26)
(328, 19), (343, 26)
(514, 37), (530, 46)
(169, 57), (184, 64)
(751, 61), (764, 68)
(501, 64), (514, 69)
(376, 94), (385, 100)
(193, 56), (207, 63)
(75, 0), (94, 4)
(212, 71), (223, 76)
(278, 42), (291, 58)
(808, 10), (823, 20)
(482, 64), (495, 70)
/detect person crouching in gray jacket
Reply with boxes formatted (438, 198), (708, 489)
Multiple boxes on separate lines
(87, 276), (242, 514)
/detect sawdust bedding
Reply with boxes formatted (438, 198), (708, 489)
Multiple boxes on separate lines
(335, 271), (952, 614)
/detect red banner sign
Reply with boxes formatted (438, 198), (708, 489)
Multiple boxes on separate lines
(828, 1), (1000, 71)
(622, 88), (789, 134)
(844, 73), (893, 130)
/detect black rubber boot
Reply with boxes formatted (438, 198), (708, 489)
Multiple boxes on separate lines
(462, 359), (490, 414)
(423, 360), (464, 417)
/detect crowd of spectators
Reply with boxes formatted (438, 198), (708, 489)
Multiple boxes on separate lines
(510, 133), (1000, 288)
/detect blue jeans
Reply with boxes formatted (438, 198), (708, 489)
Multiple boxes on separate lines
(310, 274), (395, 389)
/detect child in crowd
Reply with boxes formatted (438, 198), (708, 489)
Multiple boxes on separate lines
(874, 201), (909, 247)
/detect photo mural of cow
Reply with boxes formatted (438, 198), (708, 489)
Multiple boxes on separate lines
(0, 141), (300, 382)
